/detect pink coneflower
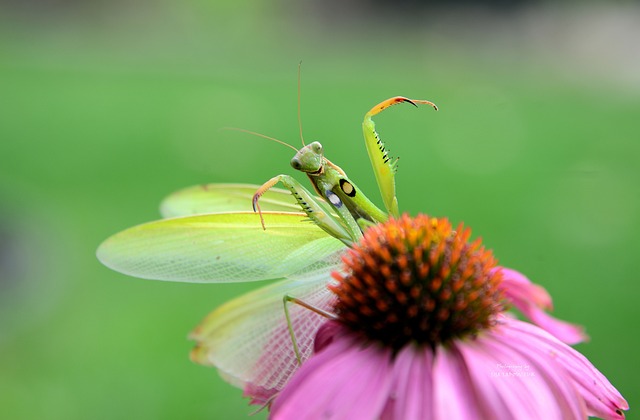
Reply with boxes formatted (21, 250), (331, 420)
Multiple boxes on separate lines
(268, 214), (628, 419)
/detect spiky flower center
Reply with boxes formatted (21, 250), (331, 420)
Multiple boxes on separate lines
(330, 214), (504, 350)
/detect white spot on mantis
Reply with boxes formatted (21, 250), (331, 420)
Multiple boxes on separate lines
(327, 191), (343, 208)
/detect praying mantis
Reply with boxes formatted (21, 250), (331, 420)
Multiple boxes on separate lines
(97, 91), (438, 400)
(252, 96), (438, 246)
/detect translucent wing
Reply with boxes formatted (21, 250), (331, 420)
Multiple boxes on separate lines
(189, 262), (341, 394)
(97, 212), (345, 283)
(160, 183), (299, 218)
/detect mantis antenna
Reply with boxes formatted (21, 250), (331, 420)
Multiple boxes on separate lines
(223, 127), (299, 153)
(298, 61), (306, 147)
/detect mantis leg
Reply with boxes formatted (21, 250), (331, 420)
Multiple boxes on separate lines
(253, 175), (360, 245)
(282, 294), (337, 365)
(362, 96), (438, 218)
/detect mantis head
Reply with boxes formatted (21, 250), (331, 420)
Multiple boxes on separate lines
(290, 141), (324, 174)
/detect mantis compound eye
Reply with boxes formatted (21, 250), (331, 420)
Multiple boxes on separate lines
(311, 142), (323, 155)
(291, 158), (302, 170)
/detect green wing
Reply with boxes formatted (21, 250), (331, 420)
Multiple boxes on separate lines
(190, 268), (337, 392)
(160, 183), (299, 218)
(97, 212), (345, 283)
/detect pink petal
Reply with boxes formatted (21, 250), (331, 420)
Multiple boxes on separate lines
(314, 320), (343, 353)
(502, 319), (628, 420)
(497, 267), (554, 309)
(476, 323), (587, 419)
(520, 304), (588, 345)
(271, 324), (394, 419)
(499, 267), (588, 344)
(382, 344), (434, 419)
(432, 344), (484, 419)
(455, 340), (544, 418)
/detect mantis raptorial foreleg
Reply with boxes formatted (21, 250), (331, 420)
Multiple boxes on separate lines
(363, 97), (438, 218)
(282, 294), (337, 365)
(253, 175), (361, 245)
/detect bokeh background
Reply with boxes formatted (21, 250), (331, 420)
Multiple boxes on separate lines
(1, 0), (638, 418)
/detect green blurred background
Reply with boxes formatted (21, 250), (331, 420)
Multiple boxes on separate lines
(1, 0), (638, 418)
